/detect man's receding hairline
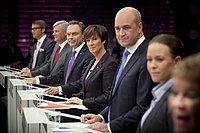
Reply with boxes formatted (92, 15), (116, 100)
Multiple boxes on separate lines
(115, 7), (141, 23)
(117, 7), (139, 15)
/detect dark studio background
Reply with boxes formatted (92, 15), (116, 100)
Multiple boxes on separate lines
(0, 0), (199, 132)
(0, 0), (199, 56)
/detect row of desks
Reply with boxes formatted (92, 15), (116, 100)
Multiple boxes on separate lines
(0, 66), (100, 133)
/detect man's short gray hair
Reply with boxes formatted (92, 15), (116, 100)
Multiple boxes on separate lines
(53, 20), (69, 30)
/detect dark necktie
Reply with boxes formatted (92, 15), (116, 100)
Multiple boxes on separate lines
(53, 46), (61, 63)
(64, 50), (76, 84)
(107, 49), (130, 122)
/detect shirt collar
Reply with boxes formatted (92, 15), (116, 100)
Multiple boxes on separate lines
(152, 79), (173, 101)
(126, 35), (145, 54)
(37, 34), (46, 45)
(59, 39), (68, 50)
(73, 42), (85, 55)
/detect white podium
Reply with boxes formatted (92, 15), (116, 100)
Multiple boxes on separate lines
(8, 79), (47, 133)
(22, 108), (101, 133)
(7, 79), (27, 133)
(0, 71), (16, 88)
(17, 90), (39, 133)
(22, 108), (49, 133)
(17, 90), (67, 133)
(0, 66), (7, 71)
(7, 78), (88, 133)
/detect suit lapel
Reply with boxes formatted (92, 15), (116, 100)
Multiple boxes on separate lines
(51, 43), (70, 69)
(40, 37), (47, 48)
(142, 90), (170, 132)
(117, 53), (139, 84)
(86, 53), (108, 81)
(111, 40), (147, 97)
(82, 59), (94, 89)
(68, 44), (87, 77)
(35, 37), (47, 64)
(64, 52), (71, 78)
(73, 44), (86, 68)
(83, 52), (109, 93)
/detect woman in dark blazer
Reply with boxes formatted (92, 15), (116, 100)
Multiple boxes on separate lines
(136, 34), (184, 133)
(67, 25), (118, 114)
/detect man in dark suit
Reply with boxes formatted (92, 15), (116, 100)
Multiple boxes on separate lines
(27, 20), (93, 96)
(22, 20), (71, 86)
(80, 7), (156, 133)
(21, 19), (55, 73)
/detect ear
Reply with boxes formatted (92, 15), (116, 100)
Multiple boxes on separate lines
(174, 56), (182, 66)
(175, 56), (182, 62)
(137, 22), (143, 34)
(81, 34), (84, 40)
(41, 28), (45, 33)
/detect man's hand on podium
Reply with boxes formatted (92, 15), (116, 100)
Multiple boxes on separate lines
(45, 87), (59, 95)
(24, 77), (36, 84)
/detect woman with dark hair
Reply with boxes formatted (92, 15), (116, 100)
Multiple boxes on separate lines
(67, 25), (118, 114)
(136, 34), (184, 133)
(168, 53), (200, 133)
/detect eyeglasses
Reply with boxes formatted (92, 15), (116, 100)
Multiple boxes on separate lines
(31, 27), (41, 31)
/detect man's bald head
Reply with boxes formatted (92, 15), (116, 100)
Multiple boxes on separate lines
(114, 7), (143, 48)
(115, 7), (142, 25)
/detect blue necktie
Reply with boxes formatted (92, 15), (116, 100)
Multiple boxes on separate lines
(108, 49), (130, 122)
(64, 50), (76, 84)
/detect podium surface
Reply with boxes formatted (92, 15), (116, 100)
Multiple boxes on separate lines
(22, 108), (101, 133)
(0, 71), (16, 88)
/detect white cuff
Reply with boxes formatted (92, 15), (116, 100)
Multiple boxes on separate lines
(108, 123), (112, 133)
(98, 114), (111, 133)
(58, 86), (63, 95)
(36, 77), (40, 84)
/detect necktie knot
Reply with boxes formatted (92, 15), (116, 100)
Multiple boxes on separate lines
(70, 50), (76, 61)
(72, 50), (76, 56)
(36, 41), (40, 47)
(58, 46), (61, 51)
(56, 46), (61, 54)
(123, 49), (130, 58)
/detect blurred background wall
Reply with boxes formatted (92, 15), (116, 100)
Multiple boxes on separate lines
(0, 0), (199, 57)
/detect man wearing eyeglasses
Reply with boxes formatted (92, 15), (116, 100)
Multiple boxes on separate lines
(21, 19), (55, 74)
